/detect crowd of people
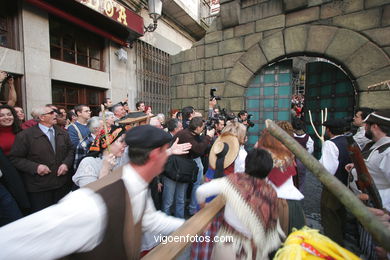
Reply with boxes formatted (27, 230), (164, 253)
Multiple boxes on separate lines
(0, 70), (389, 259)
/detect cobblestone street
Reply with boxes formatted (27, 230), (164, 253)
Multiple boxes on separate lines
(302, 171), (323, 232)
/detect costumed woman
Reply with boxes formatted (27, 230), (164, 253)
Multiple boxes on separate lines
(191, 120), (247, 259)
(72, 126), (127, 188)
(205, 119), (248, 181)
(196, 148), (284, 259)
(255, 129), (306, 235)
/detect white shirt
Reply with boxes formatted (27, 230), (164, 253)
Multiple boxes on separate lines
(319, 136), (341, 175)
(196, 178), (252, 238)
(38, 123), (55, 140)
(354, 136), (390, 211)
(269, 176), (304, 201)
(293, 133), (314, 154)
(353, 126), (371, 150)
(234, 145), (247, 173)
(0, 164), (184, 259)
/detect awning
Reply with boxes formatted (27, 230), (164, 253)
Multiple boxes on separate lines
(25, 0), (144, 46)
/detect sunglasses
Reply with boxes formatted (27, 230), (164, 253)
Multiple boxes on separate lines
(42, 110), (57, 115)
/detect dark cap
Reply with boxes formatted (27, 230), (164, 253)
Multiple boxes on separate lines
(322, 118), (348, 129)
(364, 110), (390, 127)
(125, 125), (172, 149)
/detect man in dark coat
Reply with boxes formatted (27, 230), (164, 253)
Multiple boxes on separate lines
(9, 105), (74, 212)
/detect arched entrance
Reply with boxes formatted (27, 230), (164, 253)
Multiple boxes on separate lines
(245, 57), (356, 156)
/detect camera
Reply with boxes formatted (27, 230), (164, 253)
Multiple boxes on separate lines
(205, 117), (218, 131)
(210, 88), (221, 101)
(247, 114), (255, 128)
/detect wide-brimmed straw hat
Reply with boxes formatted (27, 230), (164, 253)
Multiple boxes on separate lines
(209, 133), (240, 170)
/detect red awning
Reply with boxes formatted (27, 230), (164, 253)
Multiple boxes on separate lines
(25, 0), (144, 46)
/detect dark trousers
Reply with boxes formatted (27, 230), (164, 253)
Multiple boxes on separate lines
(320, 187), (346, 245)
(28, 184), (71, 213)
(0, 183), (23, 227)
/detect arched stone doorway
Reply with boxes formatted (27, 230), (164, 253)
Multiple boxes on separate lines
(225, 24), (388, 148)
(245, 58), (355, 158)
(224, 24), (389, 103)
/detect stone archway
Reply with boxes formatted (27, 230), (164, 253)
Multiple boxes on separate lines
(224, 25), (390, 108)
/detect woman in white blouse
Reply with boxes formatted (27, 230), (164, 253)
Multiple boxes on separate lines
(72, 127), (127, 187)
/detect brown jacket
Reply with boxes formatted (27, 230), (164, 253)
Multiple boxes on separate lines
(173, 128), (211, 159)
(9, 124), (74, 192)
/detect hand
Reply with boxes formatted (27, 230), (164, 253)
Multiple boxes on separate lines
(157, 182), (163, 193)
(7, 77), (14, 85)
(37, 164), (51, 176)
(57, 164), (68, 176)
(0, 71), (7, 82)
(169, 138), (191, 155)
(206, 128), (215, 138)
(368, 208), (390, 229)
(194, 112), (202, 117)
(199, 202), (206, 209)
(102, 153), (116, 170)
(345, 163), (354, 172)
(100, 154), (116, 179)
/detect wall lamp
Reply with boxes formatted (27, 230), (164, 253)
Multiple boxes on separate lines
(145, 0), (163, 32)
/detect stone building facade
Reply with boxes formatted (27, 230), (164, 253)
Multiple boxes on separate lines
(170, 0), (390, 114)
(0, 0), (208, 117)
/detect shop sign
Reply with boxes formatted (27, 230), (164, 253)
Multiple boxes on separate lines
(210, 0), (220, 16)
(74, 0), (143, 34)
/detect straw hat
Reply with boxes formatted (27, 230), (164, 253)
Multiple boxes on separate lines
(209, 133), (240, 170)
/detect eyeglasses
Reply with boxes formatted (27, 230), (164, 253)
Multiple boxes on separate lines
(42, 110), (56, 115)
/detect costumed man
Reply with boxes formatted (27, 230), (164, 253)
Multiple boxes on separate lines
(348, 109), (390, 211)
(319, 118), (351, 246)
(352, 107), (374, 149)
(0, 125), (191, 259)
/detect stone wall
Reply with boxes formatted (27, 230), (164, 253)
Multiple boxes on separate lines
(170, 0), (390, 113)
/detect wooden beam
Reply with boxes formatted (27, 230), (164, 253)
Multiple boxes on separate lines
(265, 119), (390, 252)
(142, 195), (225, 260)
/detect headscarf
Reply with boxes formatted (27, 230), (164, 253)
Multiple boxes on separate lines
(89, 126), (126, 153)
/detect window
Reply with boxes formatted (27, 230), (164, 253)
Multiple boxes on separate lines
(0, 76), (22, 107)
(0, 0), (18, 49)
(135, 40), (170, 115)
(49, 16), (104, 71)
(52, 81), (106, 116)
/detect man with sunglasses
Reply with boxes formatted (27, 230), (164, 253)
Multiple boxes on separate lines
(9, 105), (74, 213)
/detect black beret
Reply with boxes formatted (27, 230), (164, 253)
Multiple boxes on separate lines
(364, 110), (390, 127)
(322, 118), (348, 129)
(125, 125), (172, 149)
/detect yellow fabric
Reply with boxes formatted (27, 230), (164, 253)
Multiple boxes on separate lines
(274, 226), (361, 260)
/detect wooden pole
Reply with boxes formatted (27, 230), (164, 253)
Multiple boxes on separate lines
(142, 196), (225, 259)
(101, 104), (110, 153)
(265, 119), (390, 252)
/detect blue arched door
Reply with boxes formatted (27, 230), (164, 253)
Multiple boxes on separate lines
(304, 61), (355, 158)
(245, 59), (293, 147)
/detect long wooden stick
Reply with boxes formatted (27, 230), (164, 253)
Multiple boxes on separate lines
(142, 196), (226, 259)
(265, 119), (390, 252)
(308, 110), (321, 141)
(101, 104), (110, 153)
(367, 79), (390, 89)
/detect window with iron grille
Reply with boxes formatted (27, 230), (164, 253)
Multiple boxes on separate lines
(135, 40), (170, 116)
(49, 16), (104, 71)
